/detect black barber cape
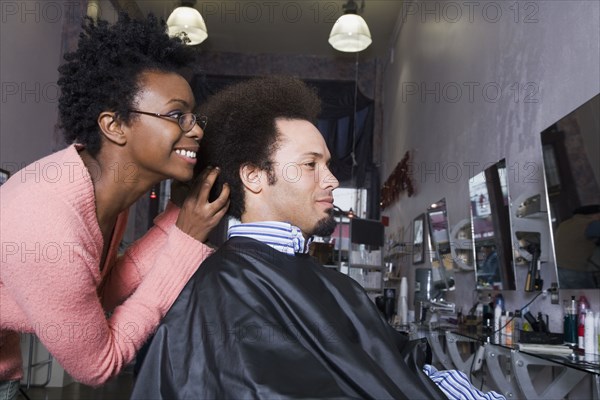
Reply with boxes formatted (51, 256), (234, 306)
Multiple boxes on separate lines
(131, 237), (447, 399)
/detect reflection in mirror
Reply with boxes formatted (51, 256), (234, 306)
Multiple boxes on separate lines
(540, 93), (600, 289)
(450, 219), (475, 271)
(412, 214), (425, 264)
(469, 160), (517, 290)
(426, 199), (455, 291)
(515, 231), (542, 291)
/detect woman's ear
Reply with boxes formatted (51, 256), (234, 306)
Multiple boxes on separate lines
(97, 111), (127, 145)
(240, 163), (263, 194)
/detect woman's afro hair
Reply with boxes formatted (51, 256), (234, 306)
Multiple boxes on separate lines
(57, 13), (196, 156)
(197, 76), (322, 219)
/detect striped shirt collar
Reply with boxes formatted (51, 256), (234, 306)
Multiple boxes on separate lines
(228, 221), (313, 256)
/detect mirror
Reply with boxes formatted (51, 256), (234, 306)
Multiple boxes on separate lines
(540, 93), (600, 289)
(426, 198), (455, 290)
(469, 160), (517, 290)
(412, 214), (425, 264)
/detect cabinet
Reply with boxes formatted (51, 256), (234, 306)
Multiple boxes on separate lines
(337, 218), (385, 299)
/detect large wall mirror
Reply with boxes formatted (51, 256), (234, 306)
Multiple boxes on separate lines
(468, 160), (517, 290)
(540, 93), (600, 289)
(426, 198), (455, 290)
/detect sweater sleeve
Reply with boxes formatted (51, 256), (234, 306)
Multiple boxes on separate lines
(100, 202), (205, 312)
(1, 197), (211, 387)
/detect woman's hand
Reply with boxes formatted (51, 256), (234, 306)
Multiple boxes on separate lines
(174, 167), (230, 242)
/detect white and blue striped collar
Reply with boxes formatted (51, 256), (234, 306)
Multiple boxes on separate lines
(228, 221), (313, 256)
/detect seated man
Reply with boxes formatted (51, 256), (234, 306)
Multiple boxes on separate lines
(132, 76), (504, 400)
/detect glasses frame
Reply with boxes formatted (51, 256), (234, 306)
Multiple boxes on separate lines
(128, 109), (207, 132)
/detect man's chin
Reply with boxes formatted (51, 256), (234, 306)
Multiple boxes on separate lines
(312, 214), (337, 237)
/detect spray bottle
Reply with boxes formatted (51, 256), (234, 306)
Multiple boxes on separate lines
(493, 294), (504, 343)
(398, 276), (408, 326)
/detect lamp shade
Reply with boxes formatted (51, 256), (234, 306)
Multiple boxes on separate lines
(328, 13), (372, 52)
(167, 6), (207, 45)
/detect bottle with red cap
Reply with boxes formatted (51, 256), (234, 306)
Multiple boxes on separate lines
(577, 295), (590, 350)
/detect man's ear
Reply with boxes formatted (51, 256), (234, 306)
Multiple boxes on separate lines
(240, 163), (264, 194)
(97, 111), (127, 145)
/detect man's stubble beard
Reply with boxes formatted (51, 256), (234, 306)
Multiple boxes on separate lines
(312, 209), (337, 237)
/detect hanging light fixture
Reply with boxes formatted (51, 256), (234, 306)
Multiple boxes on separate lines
(167, 1), (207, 46)
(328, 0), (372, 53)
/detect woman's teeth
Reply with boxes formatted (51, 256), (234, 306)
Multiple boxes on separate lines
(175, 149), (196, 159)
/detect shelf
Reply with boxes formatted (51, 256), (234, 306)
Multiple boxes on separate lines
(385, 251), (411, 260)
(346, 264), (383, 270)
(336, 218), (385, 297)
(516, 211), (548, 219)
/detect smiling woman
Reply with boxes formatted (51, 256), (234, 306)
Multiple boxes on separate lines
(0, 13), (229, 396)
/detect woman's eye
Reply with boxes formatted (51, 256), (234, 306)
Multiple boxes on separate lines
(168, 111), (183, 119)
(305, 162), (316, 168)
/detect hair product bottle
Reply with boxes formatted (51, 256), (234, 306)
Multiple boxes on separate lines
(563, 297), (578, 346)
(584, 310), (595, 360)
(578, 295), (590, 350)
(494, 298), (502, 344)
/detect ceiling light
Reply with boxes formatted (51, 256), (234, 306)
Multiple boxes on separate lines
(167, 1), (207, 46)
(328, 0), (372, 53)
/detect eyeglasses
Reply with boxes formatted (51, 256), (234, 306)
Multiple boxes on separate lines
(128, 109), (208, 132)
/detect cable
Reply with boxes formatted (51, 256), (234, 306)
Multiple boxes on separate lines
(19, 387), (32, 400)
(350, 52), (361, 213)
(488, 290), (544, 338)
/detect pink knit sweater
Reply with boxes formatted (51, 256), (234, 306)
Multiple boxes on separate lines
(0, 145), (212, 386)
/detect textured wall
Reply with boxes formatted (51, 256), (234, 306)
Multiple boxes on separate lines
(381, 0), (600, 330)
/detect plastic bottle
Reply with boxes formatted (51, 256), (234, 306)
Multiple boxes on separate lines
(496, 294), (505, 312)
(500, 311), (507, 344)
(513, 309), (522, 343)
(584, 310), (595, 360)
(494, 300), (502, 344)
(398, 277), (408, 326)
(505, 312), (514, 346)
(578, 295), (590, 349)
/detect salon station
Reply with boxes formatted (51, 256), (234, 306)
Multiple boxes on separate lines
(3, 0), (599, 399)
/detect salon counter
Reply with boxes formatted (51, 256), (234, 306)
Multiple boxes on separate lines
(409, 324), (600, 399)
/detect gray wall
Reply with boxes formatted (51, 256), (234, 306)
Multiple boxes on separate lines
(381, 0), (599, 330)
(0, 1), (65, 173)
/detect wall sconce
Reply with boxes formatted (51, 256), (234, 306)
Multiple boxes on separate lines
(167, 1), (208, 45)
(328, 0), (372, 52)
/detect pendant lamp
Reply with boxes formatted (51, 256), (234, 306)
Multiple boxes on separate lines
(167, 1), (207, 45)
(328, 0), (372, 53)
